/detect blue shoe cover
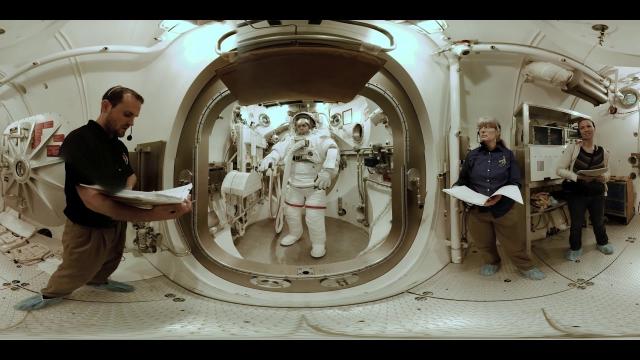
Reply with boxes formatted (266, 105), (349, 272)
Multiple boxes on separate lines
(14, 294), (63, 311)
(90, 280), (135, 292)
(565, 248), (582, 261)
(480, 264), (499, 276)
(520, 267), (546, 280)
(597, 244), (614, 255)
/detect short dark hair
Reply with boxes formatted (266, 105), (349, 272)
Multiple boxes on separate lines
(102, 85), (144, 107)
(576, 117), (595, 128)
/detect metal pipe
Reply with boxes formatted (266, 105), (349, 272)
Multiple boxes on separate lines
(363, 177), (392, 188)
(0, 43), (171, 87)
(453, 42), (623, 100)
(445, 51), (463, 264)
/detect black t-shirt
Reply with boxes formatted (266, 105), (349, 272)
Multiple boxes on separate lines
(61, 120), (134, 228)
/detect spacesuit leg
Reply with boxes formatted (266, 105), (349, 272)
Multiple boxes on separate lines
(280, 186), (305, 246)
(305, 189), (327, 258)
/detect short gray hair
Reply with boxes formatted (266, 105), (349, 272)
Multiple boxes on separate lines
(477, 116), (501, 131)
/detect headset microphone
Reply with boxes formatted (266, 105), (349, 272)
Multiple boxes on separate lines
(127, 127), (133, 141)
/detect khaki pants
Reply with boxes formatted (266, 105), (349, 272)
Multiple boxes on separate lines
(42, 219), (127, 298)
(467, 206), (535, 271)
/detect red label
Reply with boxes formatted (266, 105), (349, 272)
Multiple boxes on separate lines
(35, 123), (45, 131)
(46, 145), (60, 157)
(53, 134), (65, 142)
(42, 120), (54, 129)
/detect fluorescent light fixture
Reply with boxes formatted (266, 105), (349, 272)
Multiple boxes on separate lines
(159, 20), (197, 34)
(413, 20), (448, 34)
(156, 20), (197, 41)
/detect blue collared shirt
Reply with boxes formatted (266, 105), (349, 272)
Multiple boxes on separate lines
(454, 143), (521, 218)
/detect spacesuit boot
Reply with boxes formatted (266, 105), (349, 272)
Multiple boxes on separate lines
(306, 207), (327, 258)
(281, 202), (304, 246)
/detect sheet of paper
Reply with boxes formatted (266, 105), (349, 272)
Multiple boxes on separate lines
(443, 184), (523, 206)
(443, 186), (489, 206)
(80, 183), (192, 207)
(492, 184), (523, 204)
(577, 167), (608, 176)
(0, 210), (36, 238)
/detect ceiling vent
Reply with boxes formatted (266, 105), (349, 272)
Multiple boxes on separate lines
(561, 71), (608, 106)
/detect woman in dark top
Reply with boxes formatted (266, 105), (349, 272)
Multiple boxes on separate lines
(455, 117), (545, 280)
(556, 118), (612, 261)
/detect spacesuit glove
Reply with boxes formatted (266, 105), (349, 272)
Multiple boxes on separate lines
(258, 157), (275, 172)
(14, 294), (63, 311)
(314, 170), (332, 190)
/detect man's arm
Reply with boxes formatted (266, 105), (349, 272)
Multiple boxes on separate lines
(125, 174), (137, 190)
(76, 186), (191, 222)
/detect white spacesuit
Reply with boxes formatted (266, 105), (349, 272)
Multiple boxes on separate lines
(258, 112), (339, 258)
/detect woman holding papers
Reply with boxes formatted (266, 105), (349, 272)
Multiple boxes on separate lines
(455, 117), (545, 280)
(556, 118), (613, 261)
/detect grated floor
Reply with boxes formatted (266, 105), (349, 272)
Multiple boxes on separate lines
(1, 217), (638, 339)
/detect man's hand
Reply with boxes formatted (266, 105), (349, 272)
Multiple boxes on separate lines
(484, 194), (502, 207)
(154, 195), (192, 219)
(314, 171), (331, 190)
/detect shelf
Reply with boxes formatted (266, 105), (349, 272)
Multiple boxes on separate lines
(530, 201), (567, 216)
(529, 179), (564, 188)
(514, 103), (591, 122)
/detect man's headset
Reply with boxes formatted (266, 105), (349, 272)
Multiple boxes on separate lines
(103, 85), (134, 141)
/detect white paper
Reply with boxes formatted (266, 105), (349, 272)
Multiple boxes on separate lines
(80, 183), (192, 208)
(577, 167), (608, 176)
(443, 185), (523, 206)
(0, 210), (36, 238)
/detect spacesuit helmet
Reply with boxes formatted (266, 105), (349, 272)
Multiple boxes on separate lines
(292, 112), (317, 135)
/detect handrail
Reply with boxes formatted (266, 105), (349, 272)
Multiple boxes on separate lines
(215, 20), (395, 56)
(0, 42), (171, 88)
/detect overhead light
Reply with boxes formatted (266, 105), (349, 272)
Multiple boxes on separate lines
(413, 20), (448, 34)
(156, 20), (197, 41)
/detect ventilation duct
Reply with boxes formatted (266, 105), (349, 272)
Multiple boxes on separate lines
(561, 70), (609, 106)
(523, 62), (573, 87)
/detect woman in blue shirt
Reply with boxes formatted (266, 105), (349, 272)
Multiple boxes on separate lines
(455, 117), (545, 280)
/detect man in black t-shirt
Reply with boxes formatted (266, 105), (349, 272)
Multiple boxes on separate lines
(15, 86), (192, 311)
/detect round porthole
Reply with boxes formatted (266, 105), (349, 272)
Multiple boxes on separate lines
(330, 113), (342, 127)
(258, 113), (270, 127)
(630, 172), (637, 180)
(352, 123), (363, 143)
(629, 156), (637, 165)
(618, 87), (640, 109)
